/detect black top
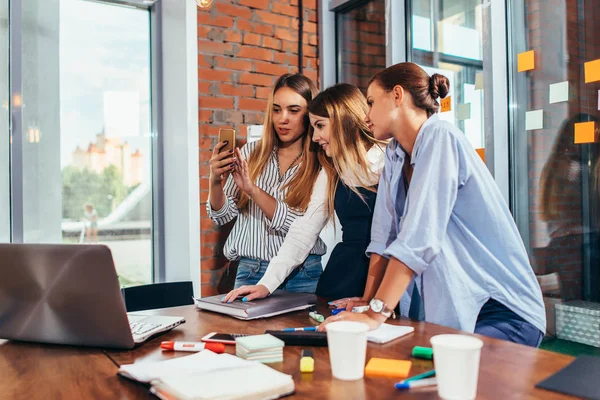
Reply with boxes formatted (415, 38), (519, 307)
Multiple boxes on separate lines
(315, 180), (377, 299)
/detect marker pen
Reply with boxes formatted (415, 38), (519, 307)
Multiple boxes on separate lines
(282, 327), (318, 332)
(160, 341), (225, 353)
(395, 378), (438, 390)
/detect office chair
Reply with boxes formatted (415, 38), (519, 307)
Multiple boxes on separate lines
(121, 281), (195, 312)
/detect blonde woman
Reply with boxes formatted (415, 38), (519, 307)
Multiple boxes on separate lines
(223, 83), (388, 302)
(208, 74), (325, 298)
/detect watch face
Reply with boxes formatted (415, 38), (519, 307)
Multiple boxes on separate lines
(370, 298), (384, 313)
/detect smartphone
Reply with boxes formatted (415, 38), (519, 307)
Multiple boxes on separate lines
(201, 332), (249, 345)
(218, 128), (236, 157)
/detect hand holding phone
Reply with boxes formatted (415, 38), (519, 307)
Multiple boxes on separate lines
(209, 128), (236, 185)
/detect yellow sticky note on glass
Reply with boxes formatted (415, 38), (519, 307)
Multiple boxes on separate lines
(518, 50), (535, 72)
(584, 59), (600, 83)
(475, 72), (484, 90)
(440, 96), (451, 112)
(574, 121), (596, 144)
(475, 148), (485, 162)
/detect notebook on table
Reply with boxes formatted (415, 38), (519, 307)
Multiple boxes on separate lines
(535, 355), (600, 399)
(195, 290), (316, 320)
(118, 350), (294, 400)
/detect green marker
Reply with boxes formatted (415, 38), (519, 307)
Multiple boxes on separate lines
(412, 346), (433, 360)
(403, 369), (436, 382)
(309, 311), (324, 323)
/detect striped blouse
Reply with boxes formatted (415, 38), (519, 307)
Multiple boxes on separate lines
(207, 140), (327, 262)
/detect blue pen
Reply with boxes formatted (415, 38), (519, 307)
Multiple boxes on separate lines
(282, 327), (318, 332)
(402, 369), (436, 383)
(395, 378), (437, 390)
(331, 308), (345, 315)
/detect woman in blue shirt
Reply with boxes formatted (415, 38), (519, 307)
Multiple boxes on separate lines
(319, 62), (546, 347)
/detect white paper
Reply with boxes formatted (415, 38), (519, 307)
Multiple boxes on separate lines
(549, 81), (569, 104)
(457, 103), (472, 121)
(474, 72), (484, 90)
(525, 110), (544, 130)
(367, 323), (414, 344)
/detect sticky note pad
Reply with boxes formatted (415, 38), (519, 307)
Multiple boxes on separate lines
(584, 59), (600, 83)
(549, 81), (569, 104)
(517, 50), (535, 72)
(365, 358), (412, 378)
(476, 148), (485, 162)
(525, 110), (543, 130)
(457, 103), (471, 120)
(440, 96), (451, 112)
(574, 121), (596, 144)
(475, 72), (484, 90)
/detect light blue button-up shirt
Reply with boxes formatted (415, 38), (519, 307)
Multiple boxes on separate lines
(366, 114), (546, 334)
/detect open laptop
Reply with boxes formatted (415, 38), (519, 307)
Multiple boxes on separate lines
(0, 243), (184, 349)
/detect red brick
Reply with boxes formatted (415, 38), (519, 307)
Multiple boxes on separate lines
(237, 46), (274, 61)
(238, 0), (270, 9)
(272, 3), (298, 17)
(197, 39), (234, 55)
(238, 72), (274, 87)
(201, 217), (216, 231)
(242, 33), (262, 46)
(215, 2), (252, 19)
(303, 45), (317, 57)
(308, 33), (318, 46)
(254, 61), (291, 76)
(274, 27), (298, 42)
(199, 150), (215, 163)
(218, 83), (254, 97)
(239, 98), (268, 111)
(304, 21), (317, 34)
(202, 231), (222, 245)
(198, 25), (211, 37)
(255, 10), (291, 27)
(198, 109), (213, 122)
(263, 37), (282, 50)
(197, 13), (233, 29)
(274, 52), (296, 64)
(198, 54), (212, 68)
(244, 112), (264, 124)
(197, 67), (232, 82)
(256, 87), (272, 99)
(199, 284), (220, 297)
(304, 0), (317, 9)
(214, 56), (252, 71)
(198, 96), (234, 109)
(198, 81), (211, 94)
(282, 40), (297, 53)
(200, 178), (211, 192)
(224, 31), (242, 43)
(253, 23), (274, 36)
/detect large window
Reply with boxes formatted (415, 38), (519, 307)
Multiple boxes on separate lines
(508, 0), (600, 306)
(335, 0), (387, 93)
(7, 0), (154, 287)
(0, 0), (8, 242)
(409, 0), (485, 150)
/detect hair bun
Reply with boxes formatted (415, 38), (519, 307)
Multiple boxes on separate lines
(429, 74), (450, 100)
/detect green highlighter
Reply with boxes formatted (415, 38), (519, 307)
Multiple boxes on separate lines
(412, 346), (433, 360)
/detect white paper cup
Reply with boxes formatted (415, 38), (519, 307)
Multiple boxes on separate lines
(326, 321), (369, 380)
(430, 334), (483, 400)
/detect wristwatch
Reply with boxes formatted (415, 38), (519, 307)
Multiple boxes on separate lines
(369, 298), (394, 318)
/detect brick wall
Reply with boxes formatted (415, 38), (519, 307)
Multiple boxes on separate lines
(337, 0), (386, 94)
(525, 0), (600, 300)
(197, 0), (319, 296)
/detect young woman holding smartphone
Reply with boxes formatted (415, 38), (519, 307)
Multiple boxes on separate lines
(208, 74), (324, 297)
(319, 63), (545, 347)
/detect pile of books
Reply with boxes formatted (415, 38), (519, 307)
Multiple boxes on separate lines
(236, 334), (285, 363)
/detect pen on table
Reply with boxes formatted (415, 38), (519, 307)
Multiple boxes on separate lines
(282, 327), (318, 332)
(401, 369), (436, 383)
(309, 311), (324, 323)
(395, 378), (438, 390)
(160, 341), (225, 353)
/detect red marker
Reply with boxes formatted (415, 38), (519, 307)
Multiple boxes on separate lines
(160, 341), (225, 353)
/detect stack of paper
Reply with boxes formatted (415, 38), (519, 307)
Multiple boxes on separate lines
(236, 334), (285, 363)
(118, 350), (295, 400)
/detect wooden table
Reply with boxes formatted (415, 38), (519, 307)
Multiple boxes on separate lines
(0, 303), (578, 399)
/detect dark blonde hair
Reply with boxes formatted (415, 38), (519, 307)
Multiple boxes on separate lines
(369, 62), (450, 117)
(238, 74), (321, 212)
(308, 83), (387, 221)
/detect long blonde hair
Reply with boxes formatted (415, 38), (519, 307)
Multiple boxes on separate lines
(237, 74), (321, 212)
(308, 83), (387, 221)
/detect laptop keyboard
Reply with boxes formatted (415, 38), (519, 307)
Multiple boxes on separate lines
(130, 321), (160, 336)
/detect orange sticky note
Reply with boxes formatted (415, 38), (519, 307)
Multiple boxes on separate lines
(517, 50), (535, 72)
(364, 358), (412, 378)
(475, 148), (485, 162)
(440, 96), (451, 112)
(584, 59), (600, 83)
(574, 121), (596, 144)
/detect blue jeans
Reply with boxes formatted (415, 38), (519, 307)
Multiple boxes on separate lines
(474, 299), (544, 347)
(234, 255), (322, 293)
